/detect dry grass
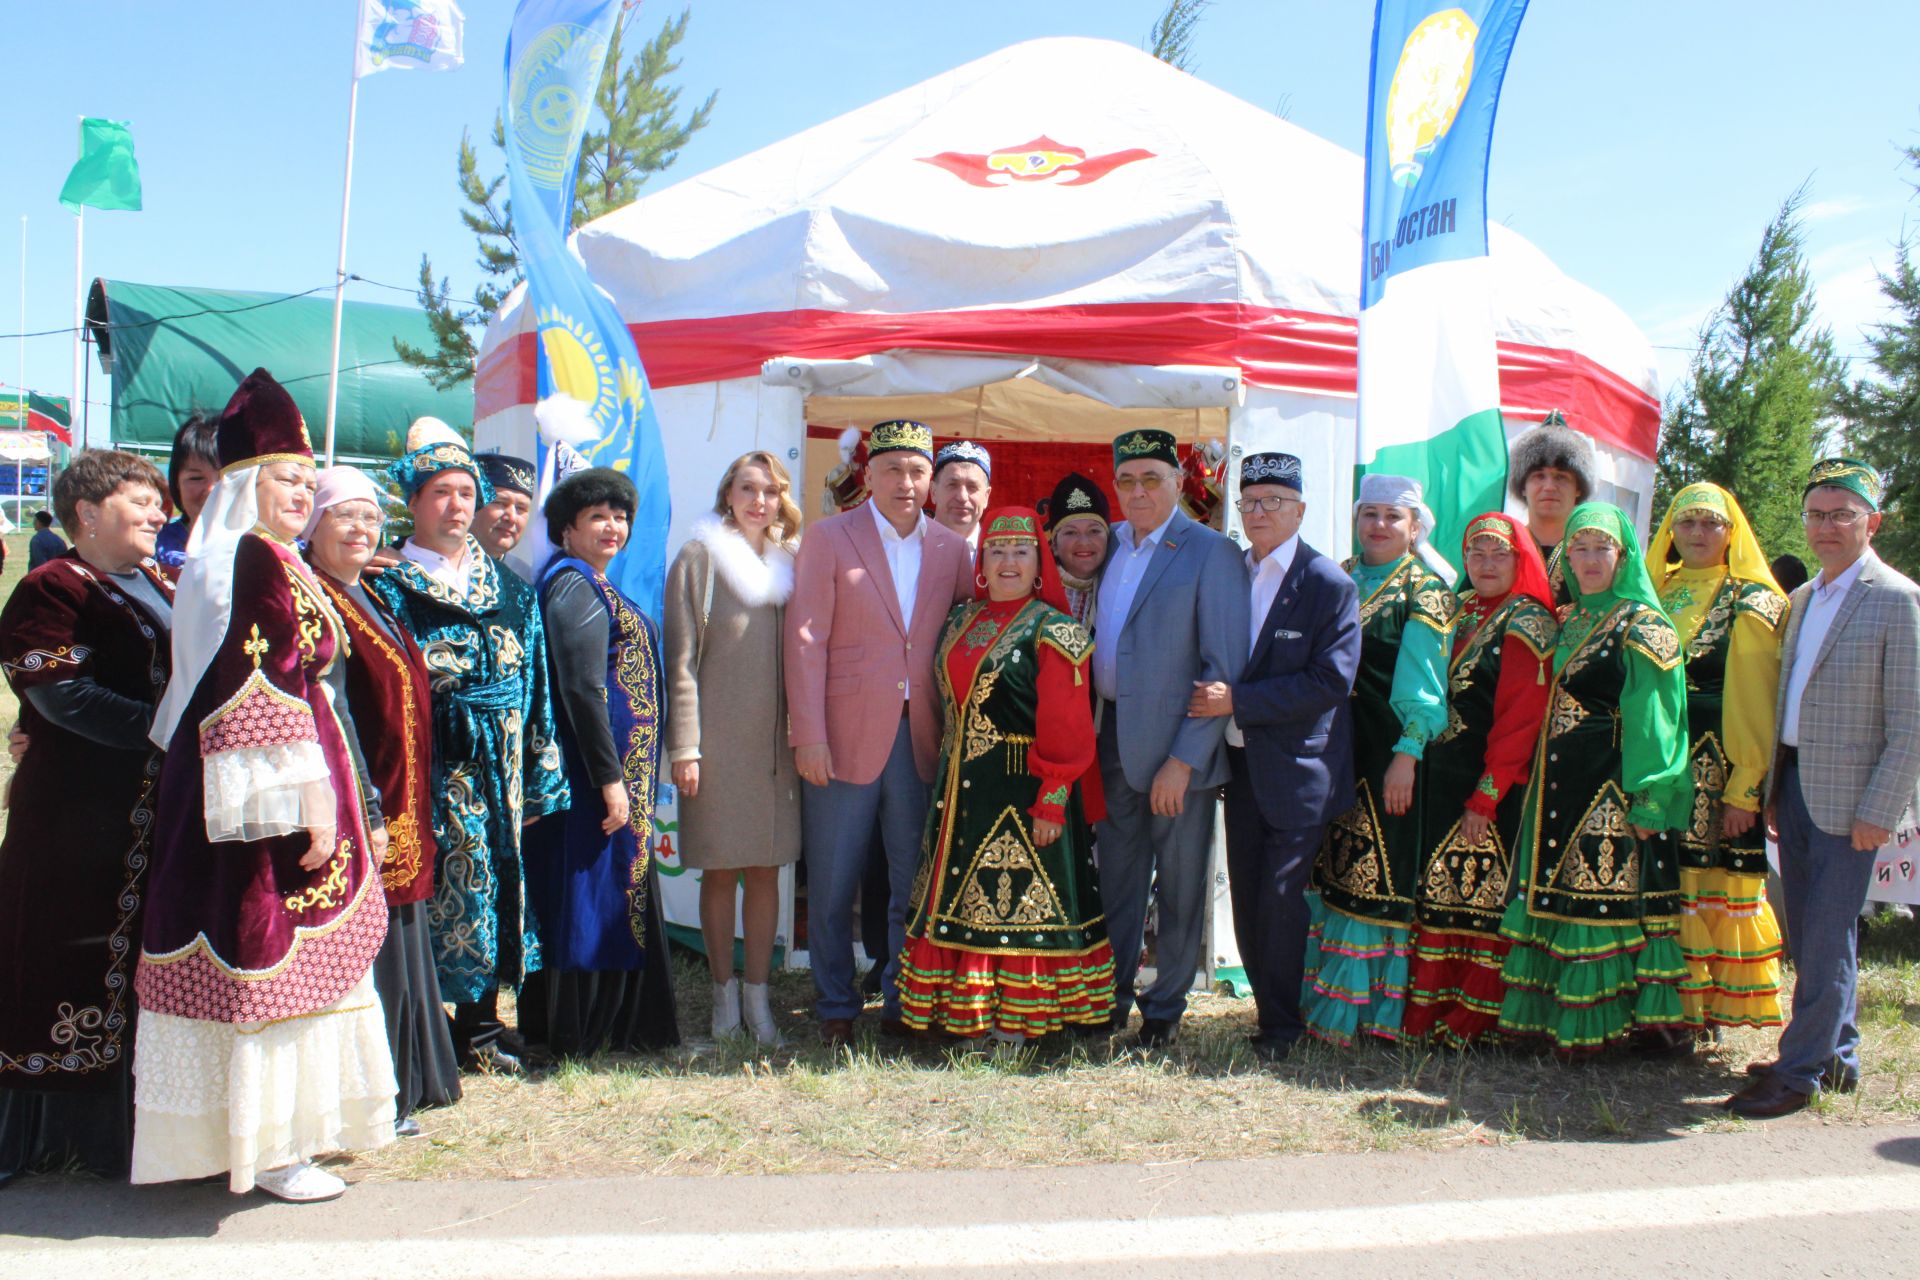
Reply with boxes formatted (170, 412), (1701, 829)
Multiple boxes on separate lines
(350, 923), (1920, 1183)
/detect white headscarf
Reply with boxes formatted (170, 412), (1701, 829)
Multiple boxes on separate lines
(302, 466), (385, 542)
(1354, 473), (1455, 582)
(149, 462), (268, 749)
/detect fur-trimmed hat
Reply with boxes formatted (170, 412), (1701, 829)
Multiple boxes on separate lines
(1507, 410), (1596, 503)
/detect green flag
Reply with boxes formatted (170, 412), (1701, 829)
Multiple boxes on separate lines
(59, 118), (142, 213)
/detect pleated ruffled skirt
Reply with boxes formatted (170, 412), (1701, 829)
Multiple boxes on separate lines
(1300, 892), (1411, 1045)
(897, 939), (1116, 1038)
(130, 971), (397, 1193)
(1494, 900), (1688, 1052)
(1677, 867), (1783, 1028)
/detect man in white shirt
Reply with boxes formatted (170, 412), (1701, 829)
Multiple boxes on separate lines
(786, 421), (973, 1045)
(1728, 458), (1920, 1118)
(1189, 453), (1360, 1060)
(930, 440), (992, 566)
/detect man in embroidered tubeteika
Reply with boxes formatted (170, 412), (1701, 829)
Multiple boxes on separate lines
(369, 418), (568, 1075)
(1091, 428), (1249, 1048)
(1189, 452), (1360, 1059)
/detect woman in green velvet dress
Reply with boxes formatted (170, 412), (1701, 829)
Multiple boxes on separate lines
(1496, 502), (1693, 1052)
(1301, 474), (1457, 1045)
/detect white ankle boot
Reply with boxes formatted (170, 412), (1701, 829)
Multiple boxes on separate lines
(742, 981), (784, 1047)
(711, 977), (742, 1038)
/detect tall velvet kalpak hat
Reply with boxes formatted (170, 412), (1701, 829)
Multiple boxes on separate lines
(1805, 456), (1883, 511)
(216, 368), (313, 472)
(1040, 471), (1111, 531)
(1507, 409), (1597, 503)
(387, 416), (494, 504)
(477, 451), (536, 498)
(868, 419), (934, 461)
(1113, 427), (1178, 470)
(1240, 451), (1303, 493)
(934, 439), (992, 478)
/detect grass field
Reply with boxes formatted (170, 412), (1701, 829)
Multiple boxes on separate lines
(3, 532), (1916, 1184)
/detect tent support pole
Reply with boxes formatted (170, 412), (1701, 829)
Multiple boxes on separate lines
(323, 13), (364, 468)
(71, 202), (83, 452)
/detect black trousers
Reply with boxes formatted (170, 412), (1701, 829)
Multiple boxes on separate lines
(1223, 746), (1326, 1045)
(449, 986), (507, 1059)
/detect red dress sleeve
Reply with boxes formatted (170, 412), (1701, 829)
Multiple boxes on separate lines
(1465, 622), (1551, 817)
(1028, 640), (1097, 825)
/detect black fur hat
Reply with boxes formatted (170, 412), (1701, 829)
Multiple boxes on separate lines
(1508, 410), (1596, 503)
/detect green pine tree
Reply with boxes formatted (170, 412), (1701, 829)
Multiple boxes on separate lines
(1651, 185), (1844, 565)
(1146, 0), (1210, 72)
(396, 8), (715, 391)
(1843, 144), (1920, 578)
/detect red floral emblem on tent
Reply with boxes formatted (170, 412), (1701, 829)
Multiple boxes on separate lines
(917, 135), (1155, 188)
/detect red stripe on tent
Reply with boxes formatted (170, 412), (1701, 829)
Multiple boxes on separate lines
(476, 303), (1659, 458)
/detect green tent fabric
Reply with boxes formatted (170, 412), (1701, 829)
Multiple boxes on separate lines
(87, 279), (472, 464)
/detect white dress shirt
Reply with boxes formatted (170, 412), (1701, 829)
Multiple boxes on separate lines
(1780, 551), (1870, 746)
(869, 500), (926, 700)
(1227, 535), (1298, 747)
(401, 538), (474, 599)
(1091, 512), (1174, 702)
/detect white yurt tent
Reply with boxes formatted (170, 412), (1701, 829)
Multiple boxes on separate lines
(475, 35), (1661, 982)
(476, 35), (1660, 553)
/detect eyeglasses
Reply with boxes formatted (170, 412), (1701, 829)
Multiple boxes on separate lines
(1801, 508), (1865, 528)
(1115, 474), (1168, 493)
(321, 508), (383, 532)
(1235, 495), (1301, 514)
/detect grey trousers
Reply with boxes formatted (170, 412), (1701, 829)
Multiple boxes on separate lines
(1095, 711), (1219, 1023)
(1772, 760), (1879, 1092)
(801, 718), (929, 1022)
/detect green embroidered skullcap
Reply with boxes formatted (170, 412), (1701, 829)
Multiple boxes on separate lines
(1113, 428), (1178, 469)
(1805, 457), (1882, 511)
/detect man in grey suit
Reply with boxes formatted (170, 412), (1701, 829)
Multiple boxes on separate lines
(1092, 428), (1250, 1047)
(1727, 457), (1920, 1118)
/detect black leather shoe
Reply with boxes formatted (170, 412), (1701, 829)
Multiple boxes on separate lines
(459, 1043), (523, 1076)
(1724, 1076), (1812, 1118)
(1135, 1017), (1178, 1049)
(1743, 1058), (1859, 1093)
(1248, 1034), (1298, 1063)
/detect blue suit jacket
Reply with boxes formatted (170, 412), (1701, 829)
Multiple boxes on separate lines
(1102, 509), (1250, 792)
(1229, 540), (1361, 830)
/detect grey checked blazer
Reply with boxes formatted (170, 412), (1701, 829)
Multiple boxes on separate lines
(1767, 550), (1920, 835)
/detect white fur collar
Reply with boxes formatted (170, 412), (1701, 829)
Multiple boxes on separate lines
(688, 515), (794, 606)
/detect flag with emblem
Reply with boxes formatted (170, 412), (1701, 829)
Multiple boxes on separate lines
(1357, 0), (1528, 562)
(355, 0), (466, 77)
(503, 0), (670, 616)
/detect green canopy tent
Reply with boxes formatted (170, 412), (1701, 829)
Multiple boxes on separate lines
(85, 279), (472, 464)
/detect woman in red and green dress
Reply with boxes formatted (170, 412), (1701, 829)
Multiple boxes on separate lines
(1403, 513), (1556, 1046)
(1496, 502), (1692, 1052)
(898, 508), (1112, 1040)
(1647, 482), (1788, 1031)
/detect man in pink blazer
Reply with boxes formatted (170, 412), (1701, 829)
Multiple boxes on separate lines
(786, 420), (973, 1044)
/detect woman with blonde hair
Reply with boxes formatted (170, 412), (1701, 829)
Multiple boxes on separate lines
(663, 451), (803, 1044)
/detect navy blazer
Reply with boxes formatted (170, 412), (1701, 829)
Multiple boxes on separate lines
(1229, 539), (1362, 830)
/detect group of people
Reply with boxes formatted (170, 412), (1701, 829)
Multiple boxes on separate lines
(3, 376), (1916, 1206)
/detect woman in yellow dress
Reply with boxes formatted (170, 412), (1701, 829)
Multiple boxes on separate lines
(1647, 482), (1788, 1032)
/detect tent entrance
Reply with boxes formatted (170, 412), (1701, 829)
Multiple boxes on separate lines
(769, 351), (1242, 514)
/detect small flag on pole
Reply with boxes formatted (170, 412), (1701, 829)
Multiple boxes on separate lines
(356, 0), (466, 77)
(59, 119), (142, 213)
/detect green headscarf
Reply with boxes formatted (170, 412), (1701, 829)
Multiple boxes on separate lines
(1561, 501), (1673, 625)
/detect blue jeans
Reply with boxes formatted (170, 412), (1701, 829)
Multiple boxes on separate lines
(1772, 761), (1878, 1093)
(801, 719), (929, 1022)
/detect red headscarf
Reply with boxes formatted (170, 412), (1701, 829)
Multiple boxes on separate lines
(1458, 511), (1554, 613)
(975, 507), (1071, 613)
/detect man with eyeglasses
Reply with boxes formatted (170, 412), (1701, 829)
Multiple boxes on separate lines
(1089, 428), (1249, 1048)
(1187, 452), (1360, 1061)
(1725, 458), (1920, 1118)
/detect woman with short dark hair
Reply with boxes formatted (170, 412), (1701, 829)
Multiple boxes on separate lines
(521, 467), (677, 1056)
(154, 413), (219, 579)
(0, 449), (172, 1184)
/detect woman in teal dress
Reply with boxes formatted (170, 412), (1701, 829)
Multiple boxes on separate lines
(1496, 502), (1693, 1052)
(1302, 474), (1456, 1045)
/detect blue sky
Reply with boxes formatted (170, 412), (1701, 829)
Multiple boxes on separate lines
(4, 1), (1916, 429)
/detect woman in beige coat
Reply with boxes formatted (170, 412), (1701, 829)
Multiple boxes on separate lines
(663, 452), (802, 1044)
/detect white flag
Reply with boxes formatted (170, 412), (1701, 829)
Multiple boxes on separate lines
(355, 0), (465, 78)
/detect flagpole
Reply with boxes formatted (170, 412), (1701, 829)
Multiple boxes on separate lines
(19, 216), (27, 521)
(323, 1), (366, 467)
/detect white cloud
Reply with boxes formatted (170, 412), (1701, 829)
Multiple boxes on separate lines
(1802, 197), (1870, 224)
